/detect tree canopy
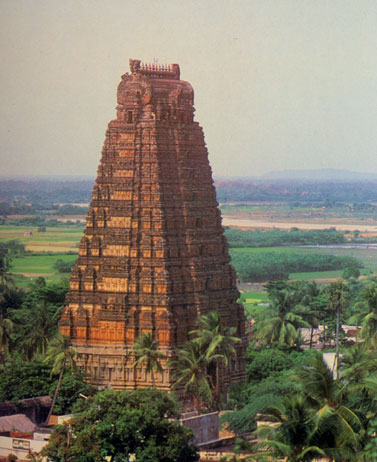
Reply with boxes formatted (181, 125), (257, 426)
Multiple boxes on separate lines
(42, 389), (199, 462)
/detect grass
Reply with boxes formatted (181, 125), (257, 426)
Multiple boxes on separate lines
(230, 246), (377, 268)
(231, 246), (377, 280)
(289, 270), (344, 281)
(12, 273), (36, 287)
(243, 304), (270, 315)
(239, 290), (269, 313)
(309, 247), (377, 270)
(3, 224), (377, 286)
(0, 225), (83, 252)
(10, 254), (77, 277)
(240, 290), (268, 303)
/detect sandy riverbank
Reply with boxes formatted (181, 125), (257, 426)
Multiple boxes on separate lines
(222, 216), (377, 233)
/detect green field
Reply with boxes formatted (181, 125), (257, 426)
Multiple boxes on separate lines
(311, 247), (377, 270)
(2, 224), (377, 287)
(239, 290), (269, 311)
(289, 270), (344, 281)
(10, 254), (77, 278)
(231, 246), (377, 273)
(243, 303), (270, 315)
(290, 268), (372, 281)
(240, 290), (268, 302)
(0, 225), (83, 252)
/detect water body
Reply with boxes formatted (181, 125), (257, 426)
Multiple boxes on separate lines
(300, 244), (377, 250)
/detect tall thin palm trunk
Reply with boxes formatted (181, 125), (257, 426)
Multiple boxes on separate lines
(44, 365), (65, 425)
(216, 359), (220, 402)
(335, 306), (340, 379)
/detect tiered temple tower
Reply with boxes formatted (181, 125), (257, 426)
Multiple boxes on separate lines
(60, 59), (246, 394)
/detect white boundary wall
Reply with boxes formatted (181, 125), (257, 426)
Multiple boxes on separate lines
(0, 435), (47, 461)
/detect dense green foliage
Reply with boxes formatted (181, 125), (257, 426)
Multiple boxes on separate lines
(0, 202), (87, 218)
(53, 258), (76, 273)
(170, 311), (241, 411)
(342, 267), (361, 279)
(0, 359), (94, 415)
(245, 347), (309, 383)
(0, 240), (26, 255)
(227, 347), (315, 433)
(225, 277), (377, 461)
(232, 352), (364, 461)
(42, 389), (199, 462)
(225, 228), (346, 248)
(230, 251), (362, 282)
(0, 255), (82, 413)
(227, 343), (377, 460)
(5, 217), (83, 226)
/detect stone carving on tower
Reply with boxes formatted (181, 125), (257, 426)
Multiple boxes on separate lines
(60, 59), (246, 395)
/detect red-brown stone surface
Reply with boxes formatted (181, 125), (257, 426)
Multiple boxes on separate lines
(60, 59), (246, 393)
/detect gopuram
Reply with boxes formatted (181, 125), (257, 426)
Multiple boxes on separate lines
(60, 59), (246, 396)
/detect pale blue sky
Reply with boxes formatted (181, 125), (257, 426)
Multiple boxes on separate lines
(1, 0), (376, 177)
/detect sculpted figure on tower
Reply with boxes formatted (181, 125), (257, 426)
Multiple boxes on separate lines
(60, 59), (246, 395)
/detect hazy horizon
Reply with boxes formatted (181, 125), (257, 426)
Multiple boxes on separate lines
(1, 0), (377, 178)
(2, 167), (377, 182)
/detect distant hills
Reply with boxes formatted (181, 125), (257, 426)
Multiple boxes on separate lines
(1, 170), (377, 204)
(2, 169), (377, 183)
(261, 169), (377, 181)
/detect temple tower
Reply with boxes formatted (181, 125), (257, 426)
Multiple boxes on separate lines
(60, 59), (246, 394)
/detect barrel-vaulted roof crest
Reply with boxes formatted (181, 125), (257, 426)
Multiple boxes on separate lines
(129, 58), (180, 80)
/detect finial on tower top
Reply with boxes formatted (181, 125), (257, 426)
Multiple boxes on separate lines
(129, 58), (180, 80)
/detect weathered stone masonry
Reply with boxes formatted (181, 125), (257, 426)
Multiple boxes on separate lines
(60, 59), (246, 394)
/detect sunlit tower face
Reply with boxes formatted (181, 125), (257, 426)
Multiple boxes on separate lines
(60, 59), (246, 400)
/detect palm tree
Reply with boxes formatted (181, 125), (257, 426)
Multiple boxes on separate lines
(360, 283), (377, 349)
(132, 332), (165, 386)
(295, 304), (321, 349)
(170, 340), (212, 411)
(339, 343), (377, 391)
(0, 315), (13, 364)
(339, 343), (377, 448)
(0, 252), (13, 289)
(324, 281), (349, 378)
(296, 352), (361, 455)
(254, 394), (326, 462)
(233, 393), (335, 462)
(255, 286), (310, 348)
(0, 253), (15, 318)
(44, 334), (77, 425)
(190, 311), (241, 403)
(293, 282), (325, 349)
(22, 302), (61, 360)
